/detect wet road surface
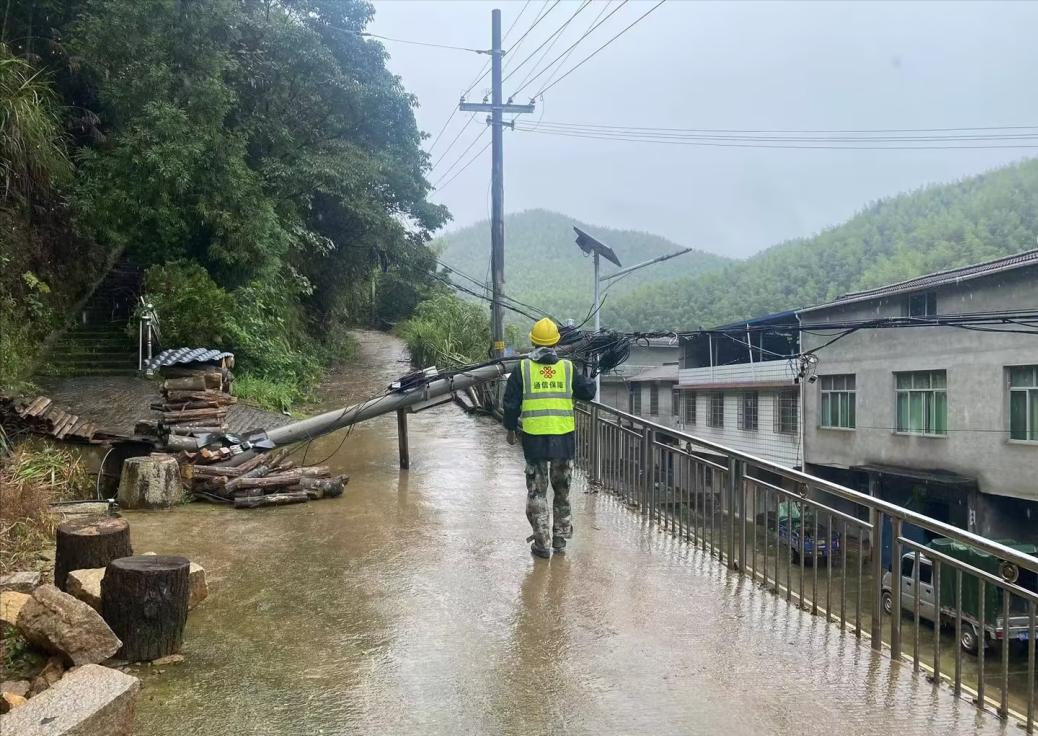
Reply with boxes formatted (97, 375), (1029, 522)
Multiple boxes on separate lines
(127, 332), (1020, 735)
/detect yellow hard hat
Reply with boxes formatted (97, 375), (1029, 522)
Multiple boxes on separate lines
(529, 317), (561, 347)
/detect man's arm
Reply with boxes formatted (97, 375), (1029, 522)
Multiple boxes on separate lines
(502, 366), (523, 431)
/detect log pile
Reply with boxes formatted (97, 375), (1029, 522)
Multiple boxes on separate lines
(150, 363), (236, 439)
(0, 394), (114, 443)
(181, 448), (348, 509)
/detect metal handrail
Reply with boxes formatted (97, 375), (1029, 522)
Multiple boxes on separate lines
(585, 400), (1038, 574)
(576, 399), (1036, 731)
(137, 297), (160, 373)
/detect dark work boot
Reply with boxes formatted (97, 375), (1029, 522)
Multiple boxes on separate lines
(551, 536), (566, 553)
(527, 534), (551, 559)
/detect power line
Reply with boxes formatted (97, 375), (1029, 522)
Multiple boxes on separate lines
(502, 1), (592, 87)
(503, 0), (562, 71)
(519, 120), (1038, 135)
(432, 127), (490, 187)
(433, 139), (492, 192)
(534, 0), (618, 100)
(511, 1), (629, 99)
(535, 1), (670, 99)
(513, 125), (1038, 150)
(462, 0), (533, 98)
(337, 29), (490, 54)
(431, 113), (479, 171)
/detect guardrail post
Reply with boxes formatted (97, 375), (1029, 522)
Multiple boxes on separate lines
(590, 404), (601, 485)
(724, 454), (736, 569)
(642, 425), (653, 518)
(728, 456), (743, 571)
(889, 517), (903, 660)
(871, 508), (885, 651)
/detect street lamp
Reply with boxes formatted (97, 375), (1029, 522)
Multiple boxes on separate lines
(572, 226), (696, 393)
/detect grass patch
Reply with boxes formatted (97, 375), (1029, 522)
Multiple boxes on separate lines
(233, 373), (308, 413)
(0, 440), (90, 575)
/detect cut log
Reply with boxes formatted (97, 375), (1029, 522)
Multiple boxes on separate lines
(159, 407), (227, 421)
(233, 491), (309, 509)
(223, 465), (272, 494)
(230, 466), (330, 491)
(117, 454), (183, 509)
(167, 425), (225, 436)
(54, 517), (132, 592)
(162, 376), (208, 391)
(101, 556), (190, 662)
(164, 435), (201, 453)
(186, 464), (246, 478)
(299, 475), (349, 499)
(163, 389), (236, 404)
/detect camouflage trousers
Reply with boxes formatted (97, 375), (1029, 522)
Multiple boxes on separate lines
(525, 459), (573, 550)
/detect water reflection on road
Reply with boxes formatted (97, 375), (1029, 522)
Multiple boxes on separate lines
(127, 332), (1017, 736)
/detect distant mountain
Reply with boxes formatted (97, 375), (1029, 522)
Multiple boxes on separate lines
(433, 209), (731, 325)
(604, 157), (1038, 331)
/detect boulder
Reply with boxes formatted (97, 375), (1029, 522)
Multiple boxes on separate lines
(0, 591), (30, 627)
(0, 664), (139, 736)
(66, 568), (105, 612)
(27, 655), (65, 697)
(0, 571), (41, 593)
(16, 585), (121, 666)
(117, 454), (183, 509)
(1, 691), (28, 713)
(0, 681), (30, 698)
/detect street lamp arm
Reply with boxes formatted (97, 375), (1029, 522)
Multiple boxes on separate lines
(599, 247), (696, 281)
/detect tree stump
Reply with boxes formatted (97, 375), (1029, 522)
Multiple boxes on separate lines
(117, 453), (183, 509)
(101, 555), (190, 662)
(54, 517), (132, 592)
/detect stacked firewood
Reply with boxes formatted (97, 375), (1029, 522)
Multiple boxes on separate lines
(0, 394), (111, 443)
(151, 364), (236, 435)
(182, 448), (349, 509)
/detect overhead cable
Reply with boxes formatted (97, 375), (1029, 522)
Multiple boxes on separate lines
(502, 0), (592, 87)
(433, 139), (492, 192)
(432, 127), (490, 187)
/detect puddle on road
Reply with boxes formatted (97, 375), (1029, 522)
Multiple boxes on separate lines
(126, 332), (1022, 736)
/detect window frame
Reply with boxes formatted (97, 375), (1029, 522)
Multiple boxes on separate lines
(1008, 365), (1038, 443)
(649, 382), (659, 416)
(738, 391), (758, 431)
(684, 391), (696, 425)
(775, 390), (799, 435)
(628, 382), (642, 416)
(905, 291), (938, 317)
(671, 387), (681, 418)
(819, 374), (856, 430)
(894, 370), (948, 437)
(708, 392), (724, 428)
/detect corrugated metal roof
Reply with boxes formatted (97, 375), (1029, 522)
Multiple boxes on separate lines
(146, 348), (233, 371)
(800, 248), (1038, 313)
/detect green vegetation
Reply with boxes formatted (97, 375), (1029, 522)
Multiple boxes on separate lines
(1, 1), (446, 401)
(434, 209), (731, 328)
(397, 293), (492, 368)
(606, 159), (1038, 330)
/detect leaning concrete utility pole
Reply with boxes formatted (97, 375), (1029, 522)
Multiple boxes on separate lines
(460, 9), (534, 357)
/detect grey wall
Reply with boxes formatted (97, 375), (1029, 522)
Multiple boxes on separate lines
(801, 265), (1038, 502)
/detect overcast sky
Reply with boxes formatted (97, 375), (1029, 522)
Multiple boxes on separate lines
(369, 0), (1038, 258)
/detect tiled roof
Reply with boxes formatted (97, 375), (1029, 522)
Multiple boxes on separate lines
(801, 249), (1038, 313)
(146, 347), (233, 372)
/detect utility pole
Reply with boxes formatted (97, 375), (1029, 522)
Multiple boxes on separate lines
(460, 9), (534, 357)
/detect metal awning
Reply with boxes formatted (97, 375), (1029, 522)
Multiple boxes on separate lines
(852, 463), (976, 487)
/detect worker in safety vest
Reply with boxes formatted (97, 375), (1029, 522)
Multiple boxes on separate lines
(503, 318), (596, 558)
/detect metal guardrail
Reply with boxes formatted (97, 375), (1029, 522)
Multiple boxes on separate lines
(574, 401), (1037, 732)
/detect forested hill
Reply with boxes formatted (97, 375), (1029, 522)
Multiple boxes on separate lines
(438, 159), (1036, 333)
(434, 210), (731, 324)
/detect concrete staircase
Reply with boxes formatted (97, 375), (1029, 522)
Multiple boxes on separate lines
(39, 264), (145, 377)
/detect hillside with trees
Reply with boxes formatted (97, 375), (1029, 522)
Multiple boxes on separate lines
(1, 0), (446, 402)
(436, 160), (1038, 333)
(434, 209), (731, 327)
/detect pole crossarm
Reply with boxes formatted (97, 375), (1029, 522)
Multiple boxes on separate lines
(460, 102), (536, 114)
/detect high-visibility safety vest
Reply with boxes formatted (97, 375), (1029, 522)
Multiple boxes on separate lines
(519, 358), (575, 435)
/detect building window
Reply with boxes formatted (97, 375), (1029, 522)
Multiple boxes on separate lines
(649, 383), (659, 416)
(708, 393), (724, 428)
(906, 291), (937, 317)
(775, 390), (798, 434)
(895, 370), (947, 436)
(684, 391), (696, 425)
(671, 388), (680, 417)
(1009, 365), (1038, 441)
(738, 392), (758, 431)
(628, 382), (641, 415)
(820, 374), (856, 429)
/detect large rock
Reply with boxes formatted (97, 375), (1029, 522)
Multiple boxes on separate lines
(116, 453), (183, 509)
(27, 656), (65, 697)
(0, 571), (41, 593)
(1, 591), (30, 627)
(16, 585), (121, 666)
(0, 681), (30, 698)
(0, 664), (139, 736)
(66, 568), (105, 612)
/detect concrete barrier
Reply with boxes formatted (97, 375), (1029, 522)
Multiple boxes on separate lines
(0, 664), (139, 736)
